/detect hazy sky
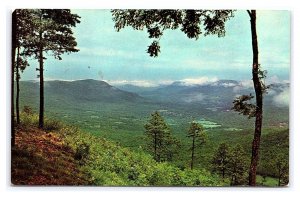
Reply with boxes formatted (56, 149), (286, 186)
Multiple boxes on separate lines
(22, 10), (290, 86)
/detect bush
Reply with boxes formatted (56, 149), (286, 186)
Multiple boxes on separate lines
(74, 142), (90, 165)
(61, 127), (226, 186)
(43, 119), (62, 131)
(20, 112), (39, 129)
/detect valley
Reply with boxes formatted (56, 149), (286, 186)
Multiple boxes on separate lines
(18, 79), (289, 179)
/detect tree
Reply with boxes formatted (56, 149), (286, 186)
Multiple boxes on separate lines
(13, 10), (32, 125)
(163, 132), (180, 162)
(272, 153), (289, 186)
(232, 10), (269, 186)
(187, 121), (207, 170)
(15, 50), (29, 125)
(144, 111), (177, 162)
(212, 142), (230, 180)
(112, 9), (267, 185)
(11, 9), (32, 146)
(12, 11), (17, 146)
(23, 9), (80, 128)
(228, 144), (248, 185)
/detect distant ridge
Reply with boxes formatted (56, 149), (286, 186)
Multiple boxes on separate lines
(20, 79), (144, 103)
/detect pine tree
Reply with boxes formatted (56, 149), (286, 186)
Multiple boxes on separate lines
(23, 9), (80, 128)
(162, 132), (180, 162)
(212, 142), (230, 180)
(187, 121), (207, 170)
(144, 111), (178, 162)
(11, 10), (32, 145)
(14, 10), (30, 125)
(273, 153), (289, 186)
(228, 144), (248, 185)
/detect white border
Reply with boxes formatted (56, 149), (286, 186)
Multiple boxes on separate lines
(1, 1), (299, 197)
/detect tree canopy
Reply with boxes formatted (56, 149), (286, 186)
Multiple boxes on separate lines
(112, 10), (235, 57)
(23, 9), (80, 60)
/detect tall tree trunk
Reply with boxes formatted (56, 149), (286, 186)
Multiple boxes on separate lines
(16, 46), (20, 125)
(38, 45), (44, 129)
(190, 136), (195, 170)
(38, 10), (45, 129)
(248, 10), (263, 186)
(11, 10), (17, 147)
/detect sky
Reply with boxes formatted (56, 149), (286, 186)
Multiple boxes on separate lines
(22, 10), (290, 87)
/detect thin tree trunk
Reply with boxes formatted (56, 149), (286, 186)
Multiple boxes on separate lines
(278, 169), (281, 186)
(11, 10), (17, 147)
(190, 136), (195, 170)
(222, 169), (225, 179)
(16, 46), (20, 125)
(154, 132), (157, 161)
(38, 45), (44, 129)
(38, 10), (45, 129)
(248, 10), (263, 186)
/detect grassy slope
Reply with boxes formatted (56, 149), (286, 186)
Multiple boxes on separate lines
(11, 114), (225, 186)
(11, 126), (89, 185)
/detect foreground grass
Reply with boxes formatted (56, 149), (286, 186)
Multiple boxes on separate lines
(11, 125), (89, 185)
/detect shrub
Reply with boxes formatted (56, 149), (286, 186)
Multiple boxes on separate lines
(43, 119), (62, 131)
(74, 142), (90, 165)
(61, 126), (226, 186)
(23, 105), (34, 115)
(20, 112), (39, 129)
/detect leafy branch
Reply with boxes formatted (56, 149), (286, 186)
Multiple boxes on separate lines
(232, 94), (256, 119)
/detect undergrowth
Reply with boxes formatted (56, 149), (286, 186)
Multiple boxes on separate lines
(15, 111), (227, 186)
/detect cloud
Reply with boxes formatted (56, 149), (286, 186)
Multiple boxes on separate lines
(273, 88), (289, 107)
(106, 76), (219, 87)
(211, 82), (236, 87)
(267, 89), (276, 96)
(239, 80), (253, 88)
(266, 75), (290, 85)
(106, 79), (177, 87)
(179, 77), (218, 86)
(232, 76), (290, 94)
(182, 93), (206, 103)
(233, 80), (253, 92)
(106, 80), (159, 87)
(222, 83), (236, 87)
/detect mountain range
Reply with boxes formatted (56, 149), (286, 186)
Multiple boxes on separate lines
(18, 79), (289, 132)
(20, 78), (289, 109)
